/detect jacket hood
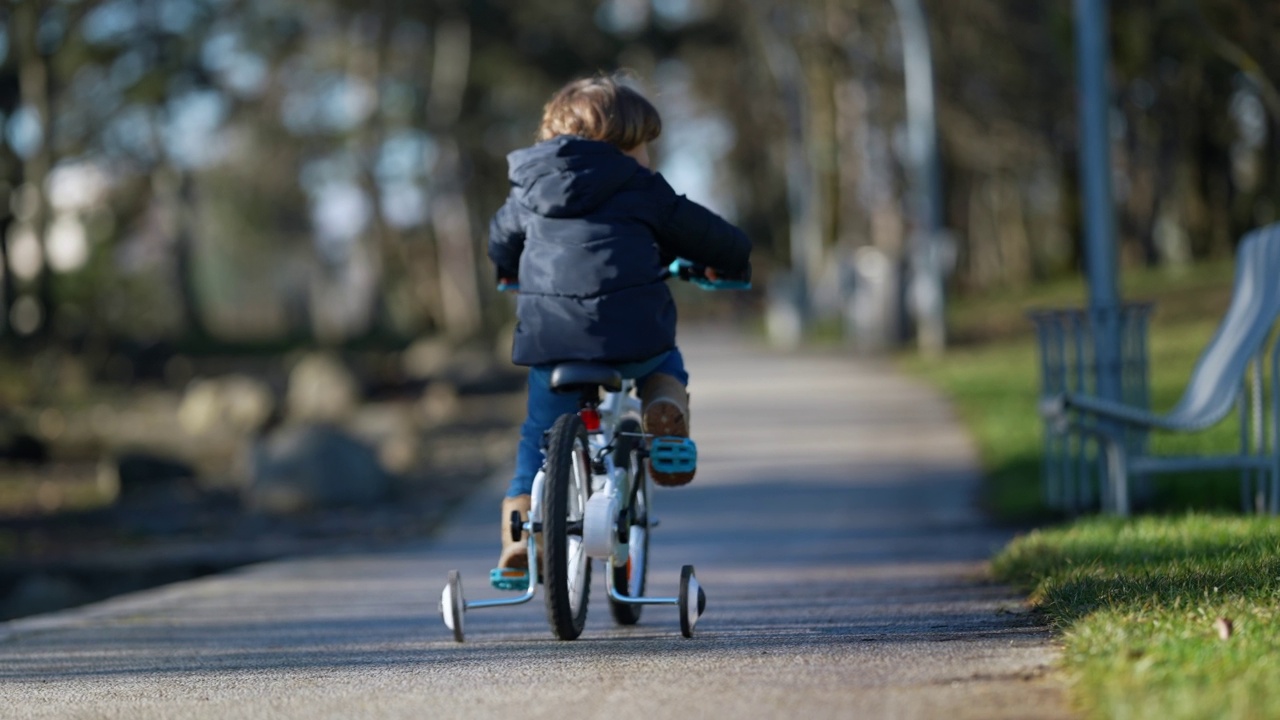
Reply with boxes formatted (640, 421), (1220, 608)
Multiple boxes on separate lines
(507, 137), (642, 218)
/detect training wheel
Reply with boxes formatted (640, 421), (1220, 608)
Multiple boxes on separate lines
(678, 564), (706, 638)
(440, 570), (465, 642)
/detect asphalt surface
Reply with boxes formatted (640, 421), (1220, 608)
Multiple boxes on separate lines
(0, 334), (1071, 719)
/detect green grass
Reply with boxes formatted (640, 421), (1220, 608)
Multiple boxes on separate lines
(994, 515), (1280, 720)
(903, 260), (1280, 719)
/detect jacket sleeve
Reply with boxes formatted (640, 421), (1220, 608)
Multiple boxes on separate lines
(648, 173), (751, 274)
(487, 195), (526, 280)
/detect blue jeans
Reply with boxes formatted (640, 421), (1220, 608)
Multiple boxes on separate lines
(507, 349), (688, 497)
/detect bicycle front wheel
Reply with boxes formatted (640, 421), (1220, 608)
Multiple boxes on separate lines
(543, 412), (592, 640)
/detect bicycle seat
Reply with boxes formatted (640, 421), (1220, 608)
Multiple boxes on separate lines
(550, 363), (623, 393)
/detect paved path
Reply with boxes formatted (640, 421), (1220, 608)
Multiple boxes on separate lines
(0, 334), (1071, 719)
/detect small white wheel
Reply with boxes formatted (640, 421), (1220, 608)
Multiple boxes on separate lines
(678, 565), (706, 638)
(441, 570), (465, 642)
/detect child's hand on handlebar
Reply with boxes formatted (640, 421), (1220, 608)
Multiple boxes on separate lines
(667, 259), (751, 290)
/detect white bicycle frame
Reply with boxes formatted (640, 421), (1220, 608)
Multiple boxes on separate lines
(588, 382), (677, 607)
(440, 377), (705, 641)
(456, 380), (677, 610)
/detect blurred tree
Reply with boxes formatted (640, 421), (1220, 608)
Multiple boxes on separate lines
(1, 0), (1277, 355)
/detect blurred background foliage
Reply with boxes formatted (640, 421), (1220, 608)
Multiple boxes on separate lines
(0, 0), (1274, 485)
(0, 0), (1276, 355)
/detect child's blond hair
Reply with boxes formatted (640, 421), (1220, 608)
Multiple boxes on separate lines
(537, 75), (661, 150)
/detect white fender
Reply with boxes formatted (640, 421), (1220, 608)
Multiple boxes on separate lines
(583, 492), (620, 560)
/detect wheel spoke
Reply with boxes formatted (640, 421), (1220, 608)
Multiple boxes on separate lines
(568, 442), (589, 612)
(568, 538), (586, 611)
(570, 447), (587, 518)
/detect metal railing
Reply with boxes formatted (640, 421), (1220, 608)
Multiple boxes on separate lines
(1029, 303), (1154, 513)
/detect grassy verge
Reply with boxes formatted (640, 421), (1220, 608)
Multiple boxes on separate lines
(994, 515), (1280, 719)
(905, 260), (1280, 719)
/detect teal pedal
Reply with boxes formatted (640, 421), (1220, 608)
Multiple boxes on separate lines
(489, 567), (530, 592)
(650, 436), (697, 474)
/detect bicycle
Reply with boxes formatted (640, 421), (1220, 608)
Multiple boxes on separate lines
(438, 259), (749, 642)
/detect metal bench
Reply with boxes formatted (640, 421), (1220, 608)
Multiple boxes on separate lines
(1039, 223), (1280, 515)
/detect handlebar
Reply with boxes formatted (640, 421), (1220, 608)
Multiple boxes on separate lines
(666, 259), (752, 291)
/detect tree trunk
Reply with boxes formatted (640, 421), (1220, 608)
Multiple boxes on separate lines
(426, 15), (481, 340)
(12, 0), (54, 337)
(431, 141), (481, 340)
(170, 170), (209, 340)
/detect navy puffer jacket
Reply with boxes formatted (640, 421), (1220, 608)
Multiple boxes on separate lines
(489, 136), (751, 367)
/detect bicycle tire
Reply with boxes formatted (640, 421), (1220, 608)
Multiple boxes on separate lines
(543, 412), (592, 640)
(609, 417), (649, 625)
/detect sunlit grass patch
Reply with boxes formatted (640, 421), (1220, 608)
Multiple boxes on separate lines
(994, 515), (1280, 720)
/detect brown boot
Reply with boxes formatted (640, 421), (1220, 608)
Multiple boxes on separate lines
(641, 373), (695, 486)
(497, 494), (531, 570)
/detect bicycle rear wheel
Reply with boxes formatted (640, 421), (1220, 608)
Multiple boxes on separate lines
(609, 417), (649, 625)
(543, 412), (592, 640)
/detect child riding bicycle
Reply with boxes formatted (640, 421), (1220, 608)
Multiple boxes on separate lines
(487, 74), (752, 580)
